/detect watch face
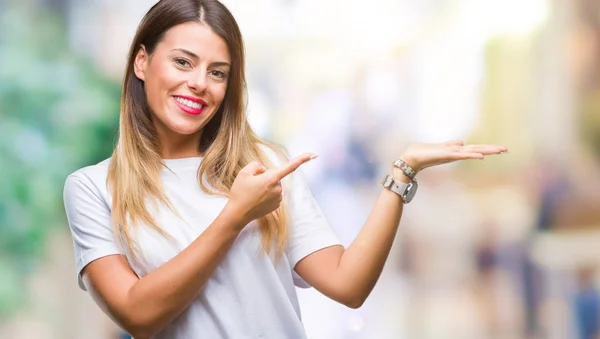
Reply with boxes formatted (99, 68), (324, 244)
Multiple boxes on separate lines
(404, 181), (418, 203)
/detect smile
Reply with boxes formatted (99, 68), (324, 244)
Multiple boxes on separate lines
(173, 95), (207, 115)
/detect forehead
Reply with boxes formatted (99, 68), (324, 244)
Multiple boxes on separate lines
(158, 21), (230, 63)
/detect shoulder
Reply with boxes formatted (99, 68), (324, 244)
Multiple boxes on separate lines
(68, 157), (111, 181)
(64, 158), (112, 204)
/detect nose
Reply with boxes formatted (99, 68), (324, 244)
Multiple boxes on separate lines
(187, 71), (208, 93)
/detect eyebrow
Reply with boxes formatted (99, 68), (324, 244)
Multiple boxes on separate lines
(171, 48), (230, 67)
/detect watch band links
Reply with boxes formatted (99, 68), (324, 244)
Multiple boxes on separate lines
(393, 159), (417, 181)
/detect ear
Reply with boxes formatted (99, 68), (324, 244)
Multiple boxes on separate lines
(133, 45), (149, 81)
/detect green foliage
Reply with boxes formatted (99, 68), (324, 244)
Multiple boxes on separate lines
(0, 4), (120, 318)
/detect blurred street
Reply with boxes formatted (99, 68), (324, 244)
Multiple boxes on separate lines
(1, 0), (600, 338)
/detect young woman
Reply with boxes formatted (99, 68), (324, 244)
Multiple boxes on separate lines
(63, 0), (507, 338)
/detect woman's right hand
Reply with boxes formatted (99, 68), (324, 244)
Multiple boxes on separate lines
(227, 153), (317, 226)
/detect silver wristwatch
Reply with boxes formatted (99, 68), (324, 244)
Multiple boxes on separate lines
(380, 174), (418, 203)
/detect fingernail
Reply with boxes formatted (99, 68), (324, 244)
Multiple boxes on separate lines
(309, 154), (318, 160)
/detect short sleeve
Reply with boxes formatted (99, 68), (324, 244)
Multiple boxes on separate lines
(284, 168), (342, 288)
(63, 172), (122, 290)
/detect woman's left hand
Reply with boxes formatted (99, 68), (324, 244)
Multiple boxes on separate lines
(400, 140), (507, 172)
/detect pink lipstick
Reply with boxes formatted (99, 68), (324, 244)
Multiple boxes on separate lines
(173, 95), (207, 116)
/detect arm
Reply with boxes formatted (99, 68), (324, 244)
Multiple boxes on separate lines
(295, 141), (507, 308)
(71, 154), (316, 338)
(82, 204), (244, 339)
(293, 172), (407, 309)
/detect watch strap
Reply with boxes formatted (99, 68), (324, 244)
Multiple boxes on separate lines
(393, 159), (417, 181)
(380, 174), (409, 203)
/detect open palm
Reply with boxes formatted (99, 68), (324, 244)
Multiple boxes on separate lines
(401, 140), (507, 172)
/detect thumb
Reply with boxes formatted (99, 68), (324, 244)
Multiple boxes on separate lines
(240, 161), (267, 176)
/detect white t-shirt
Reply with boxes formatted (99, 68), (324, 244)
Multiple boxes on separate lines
(63, 149), (341, 339)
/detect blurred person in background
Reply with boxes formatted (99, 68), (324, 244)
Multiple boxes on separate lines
(573, 266), (600, 339)
(62, 0), (507, 338)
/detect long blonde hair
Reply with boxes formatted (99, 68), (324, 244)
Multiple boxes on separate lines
(107, 0), (288, 260)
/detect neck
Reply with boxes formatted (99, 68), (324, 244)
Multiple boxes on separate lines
(157, 128), (203, 160)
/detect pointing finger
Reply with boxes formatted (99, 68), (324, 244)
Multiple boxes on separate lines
(241, 161), (266, 175)
(271, 153), (317, 182)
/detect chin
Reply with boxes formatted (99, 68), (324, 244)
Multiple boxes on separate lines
(169, 123), (203, 135)
(165, 111), (209, 135)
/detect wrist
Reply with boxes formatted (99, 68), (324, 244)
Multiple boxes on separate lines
(392, 167), (412, 184)
(380, 170), (419, 204)
(393, 157), (419, 182)
(220, 202), (249, 232)
(399, 153), (420, 172)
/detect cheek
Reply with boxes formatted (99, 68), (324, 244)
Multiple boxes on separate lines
(211, 83), (228, 104)
(145, 64), (180, 111)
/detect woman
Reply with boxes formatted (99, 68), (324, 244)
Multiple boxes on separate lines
(63, 0), (507, 338)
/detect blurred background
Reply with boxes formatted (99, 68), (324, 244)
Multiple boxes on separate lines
(1, 0), (600, 338)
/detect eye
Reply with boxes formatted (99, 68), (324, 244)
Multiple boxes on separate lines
(209, 70), (227, 79)
(174, 58), (192, 68)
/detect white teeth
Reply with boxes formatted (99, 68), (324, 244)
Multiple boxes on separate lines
(175, 97), (203, 110)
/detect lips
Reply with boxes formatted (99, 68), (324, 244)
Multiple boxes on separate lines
(173, 95), (207, 115)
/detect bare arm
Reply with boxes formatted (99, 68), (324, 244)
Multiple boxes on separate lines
(294, 175), (406, 309)
(83, 205), (244, 339)
(295, 142), (507, 308)
(80, 153), (316, 338)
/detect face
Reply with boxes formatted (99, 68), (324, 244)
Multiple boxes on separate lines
(133, 21), (231, 140)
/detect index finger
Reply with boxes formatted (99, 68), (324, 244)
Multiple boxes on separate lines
(461, 144), (507, 154)
(271, 153), (317, 181)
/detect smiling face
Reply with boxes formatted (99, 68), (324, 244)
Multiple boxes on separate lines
(133, 21), (231, 143)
